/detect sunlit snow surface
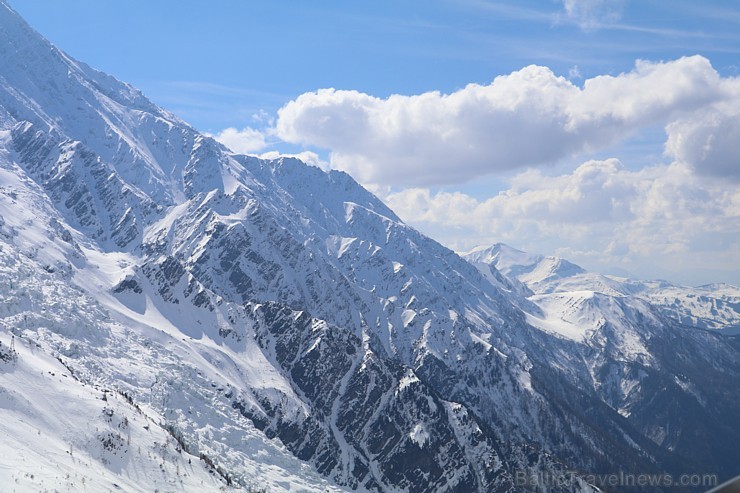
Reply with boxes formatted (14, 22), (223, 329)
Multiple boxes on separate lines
(0, 150), (348, 492)
(1, 1), (738, 491)
(465, 242), (740, 336)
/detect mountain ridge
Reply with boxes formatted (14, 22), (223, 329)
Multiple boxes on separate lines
(1, 3), (738, 492)
(464, 242), (740, 332)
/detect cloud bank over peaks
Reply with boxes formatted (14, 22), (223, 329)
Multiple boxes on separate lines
(384, 159), (740, 285)
(275, 56), (733, 188)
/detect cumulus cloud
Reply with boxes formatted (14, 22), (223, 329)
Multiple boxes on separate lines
(275, 56), (732, 187)
(665, 97), (740, 180)
(211, 126), (267, 154)
(383, 159), (740, 285)
(562, 0), (625, 30)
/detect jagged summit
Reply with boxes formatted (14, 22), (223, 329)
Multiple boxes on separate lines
(463, 242), (542, 273)
(0, 1), (164, 126)
(0, 0), (229, 210)
(464, 242), (587, 287)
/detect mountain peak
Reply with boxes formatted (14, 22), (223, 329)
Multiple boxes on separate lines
(0, 0), (162, 123)
(0, 3), (198, 208)
(462, 242), (542, 269)
(2, 5), (740, 491)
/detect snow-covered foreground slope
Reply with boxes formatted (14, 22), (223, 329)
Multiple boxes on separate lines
(0, 166), (349, 492)
(1, 1), (739, 492)
(0, 331), (231, 493)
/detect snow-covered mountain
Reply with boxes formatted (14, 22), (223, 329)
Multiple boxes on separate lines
(465, 243), (740, 332)
(464, 243), (740, 484)
(1, 2), (738, 492)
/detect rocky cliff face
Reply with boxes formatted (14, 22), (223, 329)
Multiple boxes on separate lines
(464, 244), (740, 484)
(1, 2), (738, 491)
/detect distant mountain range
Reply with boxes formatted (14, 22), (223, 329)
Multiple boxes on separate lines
(1, 2), (738, 492)
(465, 242), (740, 333)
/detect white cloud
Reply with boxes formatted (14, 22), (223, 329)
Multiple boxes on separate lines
(562, 0), (625, 30)
(211, 126), (267, 154)
(275, 56), (731, 188)
(665, 94), (740, 180)
(383, 159), (740, 285)
(251, 109), (273, 125)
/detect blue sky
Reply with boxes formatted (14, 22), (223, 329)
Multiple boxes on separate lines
(13, 1), (740, 131)
(11, 0), (740, 285)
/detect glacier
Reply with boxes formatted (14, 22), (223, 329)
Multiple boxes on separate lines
(0, 2), (738, 492)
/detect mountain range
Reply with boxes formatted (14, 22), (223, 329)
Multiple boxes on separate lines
(0, 2), (738, 492)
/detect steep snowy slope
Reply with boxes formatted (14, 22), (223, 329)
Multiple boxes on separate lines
(0, 331), (236, 493)
(0, 153), (349, 492)
(0, 0), (195, 207)
(0, 0), (251, 252)
(464, 244), (740, 479)
(1, 2), (739, 492)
